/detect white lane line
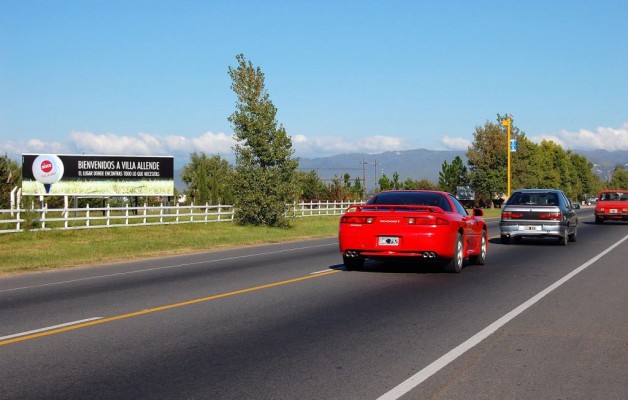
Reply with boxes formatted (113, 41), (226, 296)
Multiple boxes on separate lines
(1, 243), (337, 293)
(310, 269), (335, 275)
(0, 317), (103, 341)
(378, 233), (628, 400)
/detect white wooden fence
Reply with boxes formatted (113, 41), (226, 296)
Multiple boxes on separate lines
(0, 200), (363, 233)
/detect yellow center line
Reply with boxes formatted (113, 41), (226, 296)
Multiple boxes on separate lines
(1, 269), (341, 346)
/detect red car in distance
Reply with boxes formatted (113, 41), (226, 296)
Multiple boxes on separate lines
(595, 190), (628, 224)
(338, 190), (488, 273)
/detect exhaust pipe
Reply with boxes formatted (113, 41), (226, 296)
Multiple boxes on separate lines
(422, 252), (437, 259)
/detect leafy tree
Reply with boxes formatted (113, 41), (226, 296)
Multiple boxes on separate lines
(1, 154), (21, 209)
(327, 175), (344, 201)
(466, 115), (512, 205)
(294, 170), (326, 201)
(609, 165), (628, 189)
(438, 156), (469, 194)
(539, 140), (565, 189)
(378, 173), (392, 191)
(180, 152), (234, 204)
(228, 54), (298, 226)
(569, 153), (602, 201)
(510, 134), (544, 189)
(402, 178), (416, 190)
(351, 177), (364, 199)
(413, 179), (438, 190)
(391, 172), (401, 190)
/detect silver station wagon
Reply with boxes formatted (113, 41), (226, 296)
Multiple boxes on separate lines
(500, 189), (578, 245)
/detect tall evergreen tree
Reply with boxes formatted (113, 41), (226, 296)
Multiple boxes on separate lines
(228, 54), (298, 226)
(438, 156), (469, 194)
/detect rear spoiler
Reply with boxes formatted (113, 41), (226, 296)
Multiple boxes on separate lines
(347, 204), (445, 214)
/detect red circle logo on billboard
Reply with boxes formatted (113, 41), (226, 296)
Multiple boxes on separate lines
(40, 160), (53, 173)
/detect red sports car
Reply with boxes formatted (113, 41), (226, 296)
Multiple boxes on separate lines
(595, 190), (628, 224)
(339, 190), (487, 273)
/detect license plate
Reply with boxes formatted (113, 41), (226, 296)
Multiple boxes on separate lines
(378, 236), (399, 246)
(610, 209), (618, 214)
(520, 225), (541, 231)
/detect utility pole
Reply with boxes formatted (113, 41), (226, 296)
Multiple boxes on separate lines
(361, 158), (368, 190)
(501, 117), (512, 197)
(372, 159), (380, 188)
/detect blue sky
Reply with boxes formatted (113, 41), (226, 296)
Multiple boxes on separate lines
(1, 0), (627, 165)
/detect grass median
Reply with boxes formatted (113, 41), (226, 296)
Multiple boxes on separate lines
(0, 209), (501, 275)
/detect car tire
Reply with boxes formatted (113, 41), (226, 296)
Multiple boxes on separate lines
(568, 225), (577, 242)
(501, 235), (510, 245)
(444, 234), (464, 273)
(343, 255), (364, 271)
(595, 216), (603, 224)
(469, 230), (487, 265)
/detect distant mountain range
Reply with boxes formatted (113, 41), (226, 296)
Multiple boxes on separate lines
(296, 149), (466, 190)
(174, 148), (628, 191)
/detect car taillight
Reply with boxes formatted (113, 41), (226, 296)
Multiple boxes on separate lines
(502, 212), (523, 220)
(539, 212), (561, 220)
(435, 218), (449, 225)
(340, 216), (374, 224)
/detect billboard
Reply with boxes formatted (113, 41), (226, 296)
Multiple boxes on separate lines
(22, 154), (174, 196)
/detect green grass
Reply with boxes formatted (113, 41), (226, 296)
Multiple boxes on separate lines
(0, 208), (502, 275)
(0, 217), (341, 275)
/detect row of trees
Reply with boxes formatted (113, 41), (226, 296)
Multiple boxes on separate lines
(465, 114), (605, 206)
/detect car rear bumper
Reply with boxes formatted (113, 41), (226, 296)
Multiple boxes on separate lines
(499, 221), (567, 238)
(595, 212), (628, 221)
(339, 229), (458, 259)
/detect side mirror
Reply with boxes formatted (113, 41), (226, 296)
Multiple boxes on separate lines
(473, 208), (484, 217)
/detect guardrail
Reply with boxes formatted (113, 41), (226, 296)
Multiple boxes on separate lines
(0, 200), (363, 233)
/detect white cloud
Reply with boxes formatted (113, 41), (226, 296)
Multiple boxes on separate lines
(70, 131), (164, 155)
(530, 123), (628, 151)
(0, 139), (67, 157)
(67, 131), (235, 157)
(441, 135), (472, 151)
(190, 132), (234, 154)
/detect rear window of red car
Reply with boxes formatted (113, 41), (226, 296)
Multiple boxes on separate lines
(367, 192), (452, 211)
(599, 191), (628, 201)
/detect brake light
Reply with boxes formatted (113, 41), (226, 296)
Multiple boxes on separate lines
(502, 212), (523, 220)
(539, 212), (561, 220)
(404, 217), (447, 225)
(340, 216), (375, 224)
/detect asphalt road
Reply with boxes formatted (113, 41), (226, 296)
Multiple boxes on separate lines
(1, 208), (627, 399)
